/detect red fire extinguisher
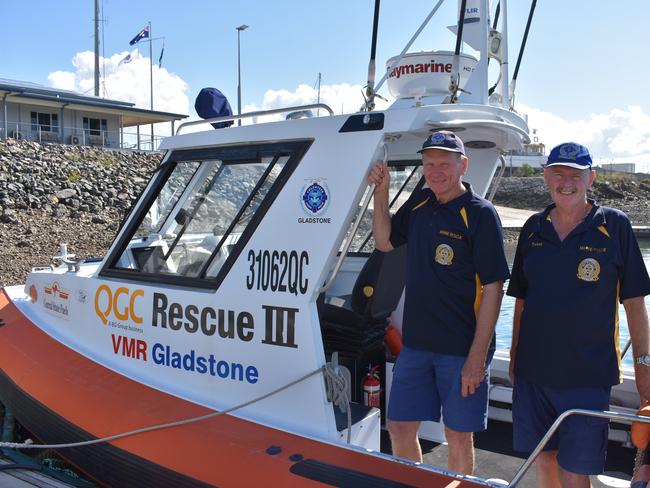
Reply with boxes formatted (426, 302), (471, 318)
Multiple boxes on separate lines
(362, 365), (381, 408)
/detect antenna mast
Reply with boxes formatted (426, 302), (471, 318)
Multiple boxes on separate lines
(94, 0), (100, 96)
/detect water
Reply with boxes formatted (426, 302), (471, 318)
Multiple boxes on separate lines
(495, 238), (650, 369)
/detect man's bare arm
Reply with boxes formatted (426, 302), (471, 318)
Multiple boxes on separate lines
(461, 281), (504, 397)
(368, 162), (394, 252)
(624, 296), (650, 401)
(509, 298), (524, 385)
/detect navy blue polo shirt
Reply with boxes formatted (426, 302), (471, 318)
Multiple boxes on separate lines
(390, 183), (510, 356)
(507, 201), (650, 388)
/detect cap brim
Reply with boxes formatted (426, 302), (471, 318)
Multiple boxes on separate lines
(545, 161), (591, 170)
(417, 147), (465, 155)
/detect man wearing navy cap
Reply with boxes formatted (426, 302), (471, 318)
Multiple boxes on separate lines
(368, 131), (509, 474)
(507, 142), (650, 487)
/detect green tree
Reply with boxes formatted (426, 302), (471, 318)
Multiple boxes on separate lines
(517, 163), (535, 177)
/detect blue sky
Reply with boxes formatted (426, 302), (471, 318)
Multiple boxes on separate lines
(2, 1), (649, 170)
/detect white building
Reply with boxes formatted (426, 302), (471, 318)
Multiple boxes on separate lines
(505, 142), (546, 171)
(0, 79), (187, 150)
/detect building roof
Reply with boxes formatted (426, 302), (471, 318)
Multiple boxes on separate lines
(0, 78), (188, 127)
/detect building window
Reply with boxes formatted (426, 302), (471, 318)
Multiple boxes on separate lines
(30, 112), (58, 132)
(83, 117), (108, 137)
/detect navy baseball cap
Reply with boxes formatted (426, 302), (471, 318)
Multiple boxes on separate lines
(546, 142), (592, 169)
(418, 130), (466, 155)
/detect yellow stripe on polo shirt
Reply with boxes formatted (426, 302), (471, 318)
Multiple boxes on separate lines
(598, 225), (611, 238)
(615, 281), (622, 383)
(460, 207), (483, 319)
(411, 196), (430, 211)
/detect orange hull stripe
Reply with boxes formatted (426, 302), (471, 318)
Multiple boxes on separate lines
(0, 290), (482, 487)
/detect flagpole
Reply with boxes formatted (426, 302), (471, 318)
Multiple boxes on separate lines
(149, 21), (154, 149)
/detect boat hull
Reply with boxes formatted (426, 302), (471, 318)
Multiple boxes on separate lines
(0, 289), (484, 487)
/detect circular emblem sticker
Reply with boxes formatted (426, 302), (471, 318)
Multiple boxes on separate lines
(435, 244), (454, 266)
(577, 258), (600, 282)
(430, 133), (446, 144)
(302, 181), (329, 215)
(558, 143), (580, 160)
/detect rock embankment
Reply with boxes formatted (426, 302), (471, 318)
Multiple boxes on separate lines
(1, 139), (648, 286)
(0, 139), (161, 286)
(491, 176), (650, 225)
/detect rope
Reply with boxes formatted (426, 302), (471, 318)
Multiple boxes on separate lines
(0, 363), (352, 450)
(324, 361), (352, 443)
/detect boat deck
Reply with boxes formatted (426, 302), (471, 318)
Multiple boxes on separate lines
(494, 205), (536, 229)
(382, 420), (635, 488)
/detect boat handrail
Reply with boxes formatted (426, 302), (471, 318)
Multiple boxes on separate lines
(175, 103), (335, 135)
(318, 184), (375, 294)
(509, 408), (650, 486)
(317, 144), (387, 294)
(487, 155), (507, 202)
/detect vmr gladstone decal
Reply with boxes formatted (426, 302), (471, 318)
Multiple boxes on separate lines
(111, 334), (259, 384)
(299, 178), (331, 224)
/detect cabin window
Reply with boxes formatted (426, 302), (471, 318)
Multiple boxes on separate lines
(346, 163), (423, 254)
(30, 112), (58, 132)
(101, 140), (310, 288)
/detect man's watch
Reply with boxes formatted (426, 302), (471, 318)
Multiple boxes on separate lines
(635, 355), (650, 366)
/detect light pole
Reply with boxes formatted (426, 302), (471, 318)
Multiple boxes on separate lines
(236, 24), (249, 126)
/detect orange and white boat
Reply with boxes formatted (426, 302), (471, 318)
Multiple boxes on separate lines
(0, 1), (645, 486)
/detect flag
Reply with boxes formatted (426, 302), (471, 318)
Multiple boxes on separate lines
(158, 46), (165, 68)
(129, 25), (149, 45)
(119, 53), (132, 65)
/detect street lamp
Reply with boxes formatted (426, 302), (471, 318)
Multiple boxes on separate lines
(236, 24), (249, 126)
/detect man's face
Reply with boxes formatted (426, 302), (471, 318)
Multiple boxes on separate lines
(544, 165), (595, 208)
(422, 149), (467, 199)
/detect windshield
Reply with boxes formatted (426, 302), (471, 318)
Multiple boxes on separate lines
(103, 141), (309, 287)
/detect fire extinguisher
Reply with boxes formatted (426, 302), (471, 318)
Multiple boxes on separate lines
(362, 365), (381, 408)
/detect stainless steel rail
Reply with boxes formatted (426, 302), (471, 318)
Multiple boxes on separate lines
(175, 103), (335, 135)
(510, 408), (650, 486)
(317, 144), (388, 294)
(487, 155), (507, 202)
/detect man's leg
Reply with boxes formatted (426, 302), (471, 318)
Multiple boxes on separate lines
(513, 380), (608, 488)
(535, 451), (562, 488)
(444, 427), (474, 474)
(386, 347), (439, 463)
(557, 465), (591, 488)
(435, 354), (490, 475)
(387, 420), (422, 462)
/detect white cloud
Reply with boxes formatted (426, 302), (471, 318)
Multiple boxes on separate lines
(519, 103), (650, 172)
(242, 83), (390, 124)
(47, 50), (190, 116)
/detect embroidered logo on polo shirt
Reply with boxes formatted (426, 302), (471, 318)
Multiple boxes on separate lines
(579, 245), (607, 254)
(435, 244), (454, 266)
(439, 229), (464, 240)
(577, 258), (600, 282)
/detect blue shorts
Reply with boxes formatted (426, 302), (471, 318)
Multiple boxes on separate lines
(387, 346), (490, 432)
(512, 377), (611, 475)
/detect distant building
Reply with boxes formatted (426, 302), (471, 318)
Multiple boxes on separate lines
(506, 142), (546, 169)
(0, 79), (187, 150)
(596, 162), (636, 174)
